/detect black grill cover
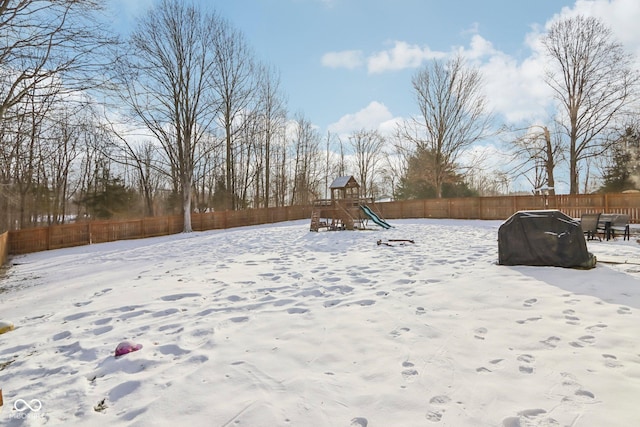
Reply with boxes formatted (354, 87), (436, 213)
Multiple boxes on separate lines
(498, 210), (596, 269)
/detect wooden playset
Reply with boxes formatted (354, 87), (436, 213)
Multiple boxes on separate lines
(310, 176), (391, 231)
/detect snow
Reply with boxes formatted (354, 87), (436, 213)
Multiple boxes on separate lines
(0, 218), (639, 426)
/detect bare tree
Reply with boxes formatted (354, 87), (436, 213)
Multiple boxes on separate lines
(385, 130), (414, 199)
(334, 135), (348, 178)
(43, 101), (96, 225)
(192, 132), (224, 212)
(0, 1), (115, 229)
(210, 17), (257, 211)
(381, 156), (405, 200)
(289, 114), (322, 205)
(399, 55), (492, 198)
(116, 0), (221, 232)
(0, 78), (88, 228)
(543, 15), (639, 194)
(464, 169), (511, 196)
(322, 131), (345, 199)
(115, 137), (163, 217)
(348, 129), (386, 199)
(271, 138), (288, 207)
(235, 110), (259, 208)
(0, 0), (116, 121)
(506, 124), (563, 194)
(6, 84), (51, 228)
(74, 112), (123, 221)
(255, 64), (287, 208)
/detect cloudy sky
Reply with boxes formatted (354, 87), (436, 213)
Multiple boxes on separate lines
(107, 0), (640, 132)
(106, 0), (640, 192)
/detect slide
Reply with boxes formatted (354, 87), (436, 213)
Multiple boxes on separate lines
(360, 205), (392, 229)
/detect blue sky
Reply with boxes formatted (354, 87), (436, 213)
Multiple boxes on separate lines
(106, 0), (640, 191)
(106, 0), (640, 134)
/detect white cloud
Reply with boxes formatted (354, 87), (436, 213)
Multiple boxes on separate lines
(322, 39), (485, 75)
(486, 0), (640, 124)
(367, 41), (445, 73)
(321, 50), (364, 69)
(327, 101), (398, 136)
(321, 42), (445, 73)
(323, 0), (640, 130)
(460, 34), (499, 59)
(554, 0), (640, 62)
(479, 52), (553, 124)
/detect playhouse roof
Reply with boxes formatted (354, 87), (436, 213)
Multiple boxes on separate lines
(330, 176), (359, 189)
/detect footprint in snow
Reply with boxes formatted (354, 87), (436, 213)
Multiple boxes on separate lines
(474, 327), (487, 340)
(540, 336), (561, 349)
(617, 306), (632, 315)
(402, 361), (419, 379)
(350, 417), (368, 427)
(517, 354), (535, 374)
(516, 316), (542, 324)
(476, 358), (505, 374)
(502, 409), (551, 427)
(603, 354), (623, 368)
(425, 395), (452, 423)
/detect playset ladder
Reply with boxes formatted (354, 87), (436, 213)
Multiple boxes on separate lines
(310, 209), (321, 231)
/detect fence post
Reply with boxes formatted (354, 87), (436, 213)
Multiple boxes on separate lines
(0, 232), (8, 265)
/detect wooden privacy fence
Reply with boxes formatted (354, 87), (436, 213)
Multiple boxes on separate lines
(377, 192), (640, 222)
(5, 192), (640, 258)
(7, 205), (312, 256)
(0, 231), (8, 266)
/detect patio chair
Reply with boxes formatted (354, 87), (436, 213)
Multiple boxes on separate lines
(608, 213), (630, 241)
(580, 212), (601, 241)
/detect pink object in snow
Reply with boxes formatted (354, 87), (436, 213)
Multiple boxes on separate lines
(115, 341), (143, 357)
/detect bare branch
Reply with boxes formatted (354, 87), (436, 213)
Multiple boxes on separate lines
(543, 15), (640, 193)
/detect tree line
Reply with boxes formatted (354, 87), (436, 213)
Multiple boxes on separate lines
(1, 1), (638, 233)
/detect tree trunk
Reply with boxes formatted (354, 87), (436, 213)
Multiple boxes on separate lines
(570, 133), (578, 194)
(543, 127), (556, 196)
(182, 177), (192, 233)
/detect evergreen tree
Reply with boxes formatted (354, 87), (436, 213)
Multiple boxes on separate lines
(80, 174), (136, 219)
(599, 127), (640, 193)
(396, 146), (477, 199)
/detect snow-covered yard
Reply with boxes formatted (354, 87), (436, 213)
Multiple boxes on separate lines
(1, 219), (639, 426)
